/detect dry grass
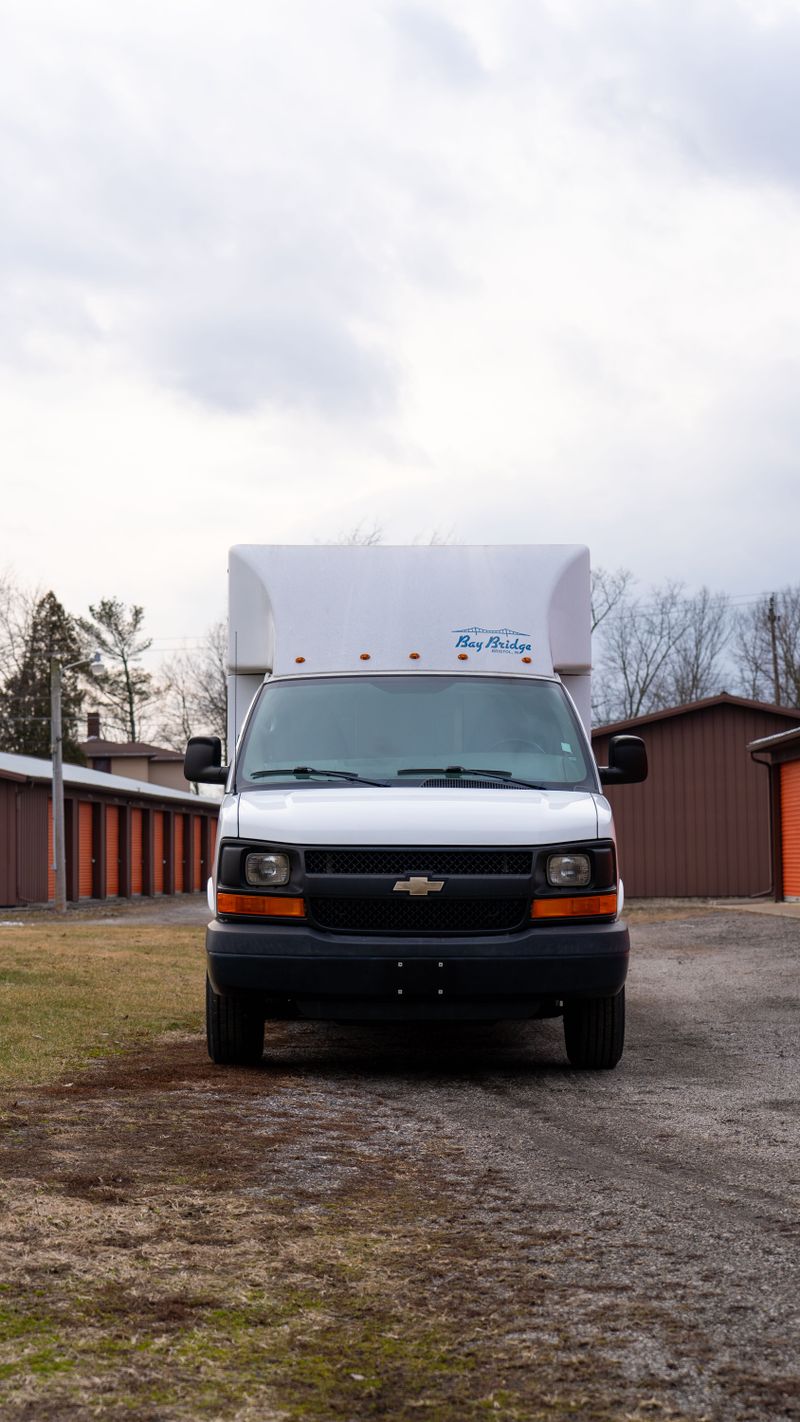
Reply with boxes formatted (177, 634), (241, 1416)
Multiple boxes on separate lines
(0, 1038), (705, 1422)
(0, 918), (781, 1420)
(0, 923), (204, 1091)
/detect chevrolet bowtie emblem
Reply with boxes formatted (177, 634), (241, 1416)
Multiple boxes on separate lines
(393, 876), (445, 896)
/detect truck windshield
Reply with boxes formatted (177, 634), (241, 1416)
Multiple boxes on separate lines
(238, 676), (597, 791)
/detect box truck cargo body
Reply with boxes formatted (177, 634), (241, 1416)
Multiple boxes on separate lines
(186, 545), (646, 1070)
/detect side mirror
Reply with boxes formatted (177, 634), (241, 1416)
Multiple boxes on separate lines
(599, 734), (647, 786)
(184, 735), (229, 785)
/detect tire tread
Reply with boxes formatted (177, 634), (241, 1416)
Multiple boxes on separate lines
(563, 988), (625, 1070)
(206, 977), (264, 1065)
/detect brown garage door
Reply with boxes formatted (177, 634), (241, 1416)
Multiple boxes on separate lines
(106, 806), (120, 897)
(78, 802), (94, 898)
(781, 761), (800, 899)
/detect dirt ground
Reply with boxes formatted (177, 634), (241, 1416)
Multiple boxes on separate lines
(1, 906), (798, 1421)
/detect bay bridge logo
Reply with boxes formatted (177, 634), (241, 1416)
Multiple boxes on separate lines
(453, 627), (533, 655)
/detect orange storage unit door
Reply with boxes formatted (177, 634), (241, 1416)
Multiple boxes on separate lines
(209, 818), (217, 866)
(131, 808), (144, 895)
(78, 802), (94, 898)
(193, 817), (202, 891)
(106, 806), (120, 897)
(47, 799), (55, 901)
(174, 815), (185, 892)
(153, 812), (165, 894)
(781, 760), (800, 898)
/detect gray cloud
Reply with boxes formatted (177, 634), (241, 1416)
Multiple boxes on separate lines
(508, 0), (800, 187)
(2, 0), (800, 435)
(155, 305), (397, 416)
(390, 4), (486, 87)
(0, 5), (472, 417)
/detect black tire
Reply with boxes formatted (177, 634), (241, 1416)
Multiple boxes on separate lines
(206, 976), (264, 1066)
(563, 988), (625, 1070)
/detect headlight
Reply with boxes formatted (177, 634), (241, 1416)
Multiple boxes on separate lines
(245, 851), (291, 887)
(547, 853), (591, 888)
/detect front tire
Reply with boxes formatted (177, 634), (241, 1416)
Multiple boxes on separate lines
(563, 988), (625, 1070)
(206, 976), (264, 1066)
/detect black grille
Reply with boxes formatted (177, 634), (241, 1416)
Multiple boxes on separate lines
(309, 897), (528, 934)
(304, 849), (533, 876)
(421, 778), (524, 790)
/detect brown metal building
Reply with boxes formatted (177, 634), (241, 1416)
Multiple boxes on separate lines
(0, 751), (220, 908)
(748, 725), (800, 901)
(591, 695), (800, 899)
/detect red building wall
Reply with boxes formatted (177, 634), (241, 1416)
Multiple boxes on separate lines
(592, 701), (797, 898)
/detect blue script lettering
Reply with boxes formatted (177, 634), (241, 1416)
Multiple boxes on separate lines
(485, 635), (533, 653)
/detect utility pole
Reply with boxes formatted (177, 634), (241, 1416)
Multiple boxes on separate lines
(50, 658), (67, 912)
(768, 594), (781, 705)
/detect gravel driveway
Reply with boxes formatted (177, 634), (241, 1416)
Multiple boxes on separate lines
(2, 906), (798, 1420)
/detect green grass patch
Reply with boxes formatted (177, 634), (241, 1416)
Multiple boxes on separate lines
(0, 923), (204, 1090)
(0, 1277), (486, 1421)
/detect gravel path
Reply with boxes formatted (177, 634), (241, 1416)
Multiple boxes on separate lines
(240, 907), (800, 1419)
(2, 907), (798, 1420)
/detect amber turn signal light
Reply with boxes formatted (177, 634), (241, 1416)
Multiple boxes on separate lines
(531, 893), (617, 919)
(217, 893), (306, 918)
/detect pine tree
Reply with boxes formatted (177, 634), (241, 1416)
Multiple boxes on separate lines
(0, 592), (86, 762)
(78, 599), (153, 742)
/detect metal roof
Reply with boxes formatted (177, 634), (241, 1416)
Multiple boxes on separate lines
(80, 738), (184, 762)
(593, 693), (800, 737)
(748, 725), (800, 752)
(0, 751), (220, 807)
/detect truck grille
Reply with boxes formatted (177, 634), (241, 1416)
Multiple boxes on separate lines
(308, 897), (528, 934)
(304, 849), (533, 876)
(421, 779), (524, 790)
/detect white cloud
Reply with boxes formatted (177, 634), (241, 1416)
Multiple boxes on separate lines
(0, 0), (799, 642)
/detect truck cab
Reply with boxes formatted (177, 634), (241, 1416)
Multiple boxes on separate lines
(187, 544), (646, 1070)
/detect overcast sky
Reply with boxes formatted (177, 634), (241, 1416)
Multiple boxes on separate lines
(1, 0), (799, 653)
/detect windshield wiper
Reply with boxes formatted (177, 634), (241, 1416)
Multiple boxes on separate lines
(250, 766), (387, 787)
(396, 766), (546, 790)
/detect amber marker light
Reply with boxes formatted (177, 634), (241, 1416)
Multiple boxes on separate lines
(458, 652), (469, 660)
(409, 652), (420, 660)
(360, 652), (371, 660)
(217, 893), (306, 918)
(531, 893), (617, 919)
(295, 656), (306, 664)
(522, 656), (532, 664)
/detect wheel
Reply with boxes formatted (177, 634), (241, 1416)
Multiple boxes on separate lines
(563, 989), (625, 1070)
(206, 976), (264, 1066)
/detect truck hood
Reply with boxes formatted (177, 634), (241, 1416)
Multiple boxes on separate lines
(236, 785), (600, 846)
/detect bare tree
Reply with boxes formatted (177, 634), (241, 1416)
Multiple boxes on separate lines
(156, 621), (227, 750)
(0, 573), (37, 679)
(327, 524), (460, 546)
(412, 527), (460, 546)
(331, 521), (384, 546)
(593, 582), (693, 722)
(591, 566), (633, 634)
(78, 599), (153, 741)
(733, 587), (800, 707)
(663, 587), (730, 705)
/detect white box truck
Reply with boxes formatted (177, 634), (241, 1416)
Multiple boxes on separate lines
(185, 544), (647, 1069)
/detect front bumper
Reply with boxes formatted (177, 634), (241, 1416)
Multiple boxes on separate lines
(206, 917), (630, 1021)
